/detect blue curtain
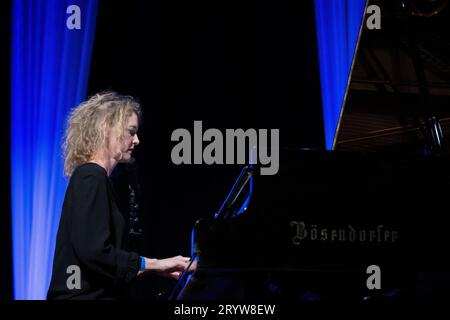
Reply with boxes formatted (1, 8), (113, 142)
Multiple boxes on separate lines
(11, 0), (98, 299)
(314, 0), (367, 150)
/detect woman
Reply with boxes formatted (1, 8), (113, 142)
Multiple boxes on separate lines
(47, 92), (190, 299)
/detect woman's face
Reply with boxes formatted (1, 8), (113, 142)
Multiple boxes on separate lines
(109, 112), (140, 163)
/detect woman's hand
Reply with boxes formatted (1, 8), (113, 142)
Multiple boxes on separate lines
(144, 255), (191, 279)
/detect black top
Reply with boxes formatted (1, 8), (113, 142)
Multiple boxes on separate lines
(47, 163), (140, 300)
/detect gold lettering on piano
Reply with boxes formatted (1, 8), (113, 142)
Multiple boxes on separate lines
(290, 221), (307, 245)
(290, 221), (399, 245)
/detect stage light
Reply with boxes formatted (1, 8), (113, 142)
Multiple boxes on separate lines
(11, 0), (98, 299)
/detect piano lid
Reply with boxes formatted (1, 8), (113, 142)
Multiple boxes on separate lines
(334, 0), (450, 154)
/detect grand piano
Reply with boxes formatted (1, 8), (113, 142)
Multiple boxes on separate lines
(171, 0), (450, 300)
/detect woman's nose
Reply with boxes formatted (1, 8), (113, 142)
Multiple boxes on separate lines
(133, 134), (140, 145)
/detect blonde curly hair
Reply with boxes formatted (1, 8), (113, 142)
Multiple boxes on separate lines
(63, 91), (142, 176)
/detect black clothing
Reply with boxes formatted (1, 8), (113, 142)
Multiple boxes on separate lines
(47, 163), (140, 300)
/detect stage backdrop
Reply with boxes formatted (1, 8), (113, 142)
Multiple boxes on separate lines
(11, 0), (98, 299)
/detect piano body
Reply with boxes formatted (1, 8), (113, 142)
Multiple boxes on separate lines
(173, 0), (450, 300)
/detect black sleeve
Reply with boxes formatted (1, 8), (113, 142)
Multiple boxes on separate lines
(70, 173), (140, 288)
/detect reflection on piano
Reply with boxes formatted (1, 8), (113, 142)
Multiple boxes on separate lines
(171, 0), (450, 300)
(335, 0), (450, 154)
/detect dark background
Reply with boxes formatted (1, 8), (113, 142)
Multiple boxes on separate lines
(87, 0), (324, 296)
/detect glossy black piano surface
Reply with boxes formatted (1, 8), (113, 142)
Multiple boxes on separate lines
(174, 149), (450, 300)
